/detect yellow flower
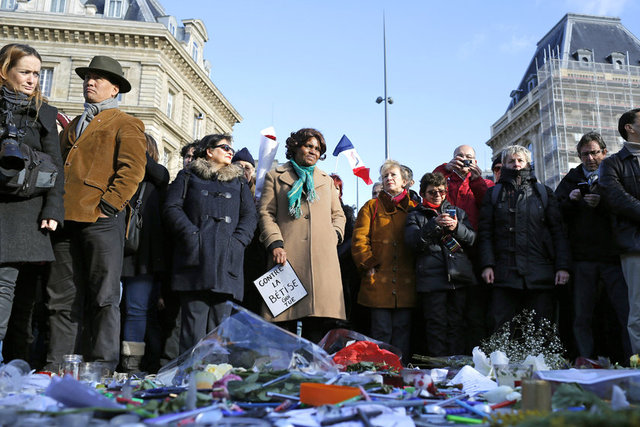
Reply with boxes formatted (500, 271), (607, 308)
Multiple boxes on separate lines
(630, 354), (640, 368)
(205, 363), (233, 381)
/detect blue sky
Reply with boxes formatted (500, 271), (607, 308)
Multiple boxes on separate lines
(162, 0), (640, 208)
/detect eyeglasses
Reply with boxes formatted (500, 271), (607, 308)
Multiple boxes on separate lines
(579, 149), (602, 159)
(427, 189), (447, 196)
(213, 144), (235, 155)
(492, 166), (501, 172)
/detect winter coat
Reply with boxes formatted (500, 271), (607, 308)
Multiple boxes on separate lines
(121, 153), (170, 277)
(258, 162), (346, 322)
(0, 100), (63, 263)
(599, 146), (640, 253)
(555, 165), (618, 262)
(477, 168), (571, 290)
(405, 200), (477, 293)
(433, 163), (494, 230)
(163, 158), (257, 299)
(60, 109), (147, 222)
(352, 191), (417, 308)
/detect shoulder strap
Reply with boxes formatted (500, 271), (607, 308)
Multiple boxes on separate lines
(535, 182), (548, 209)
(491, 183), (502, 205)
(370, 199), (379, 227)
(181, 171), (191, 199)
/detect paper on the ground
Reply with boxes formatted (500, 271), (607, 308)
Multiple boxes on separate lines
(448, 365), (498, 394)
(269, 404), (413, 427)
(534, 369), (640, 385)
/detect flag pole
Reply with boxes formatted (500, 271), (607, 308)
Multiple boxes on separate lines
(356, 174), (359, 209)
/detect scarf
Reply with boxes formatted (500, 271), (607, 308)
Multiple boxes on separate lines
(1, 86), (34, 124)
(624, 141), (640, 158)
(287, 159), (317, 218)
(422, 199), (441, 210)
(386, 188), (408, 205)
(75, 96), (119, 138)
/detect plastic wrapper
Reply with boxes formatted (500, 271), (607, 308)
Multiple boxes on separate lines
(157, 302), (338, 386)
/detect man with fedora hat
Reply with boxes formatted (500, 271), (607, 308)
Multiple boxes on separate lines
(46, 55), (146, 372)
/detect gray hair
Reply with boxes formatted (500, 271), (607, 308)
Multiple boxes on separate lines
(501, 145), (531, 166)
(380, 159), (410, 182)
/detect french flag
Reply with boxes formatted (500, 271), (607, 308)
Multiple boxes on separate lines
(333, 135), (373, 185)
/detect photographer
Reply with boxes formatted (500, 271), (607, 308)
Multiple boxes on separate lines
(556, 132), (631, 361)
(0, 44), (63, 362)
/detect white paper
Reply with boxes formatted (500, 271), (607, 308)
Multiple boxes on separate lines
(254, 261), (307, 317)
(534, 369), (640, 385)
(448, 365), (498, 394)
(254, 126), (278, 201)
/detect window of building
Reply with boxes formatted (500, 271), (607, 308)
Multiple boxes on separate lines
(50, 0), (66, 13)
(168, 22), (176, 36)
(191, 41), (199, 63)
(193, 112), (202, 138)
(527, 76), (537, 92)
(105, 0), (124, 18)
(40, 68), (53, 98)
(574, 49), (593, 66)
(166, 91), (174, 119)
(0, 0), (16, 10)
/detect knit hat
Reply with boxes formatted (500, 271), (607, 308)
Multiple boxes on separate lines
(232, 147), (255, 165)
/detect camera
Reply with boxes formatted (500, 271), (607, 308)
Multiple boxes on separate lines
(462, 159), (472, 167)
(577, 182), (590, 196)
(0, 124), (26, 177)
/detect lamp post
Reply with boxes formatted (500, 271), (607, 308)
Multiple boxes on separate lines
(376, 13), (393, 159)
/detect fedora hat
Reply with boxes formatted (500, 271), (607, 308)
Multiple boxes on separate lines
(75, 56), (131, 93)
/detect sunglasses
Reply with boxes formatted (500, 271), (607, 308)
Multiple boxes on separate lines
(493, 166), (502, 172)
(213, 144), (235, 155)
(427, 189), (447, 196)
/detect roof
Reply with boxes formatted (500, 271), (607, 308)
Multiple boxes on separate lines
(83, 0), (166, 22)
(506, 13), (640, 111)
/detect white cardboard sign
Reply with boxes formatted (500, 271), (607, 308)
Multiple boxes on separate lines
(253, 261), (307, 317)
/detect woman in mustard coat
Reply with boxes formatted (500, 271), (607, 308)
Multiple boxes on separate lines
(352, 159), (417, 360)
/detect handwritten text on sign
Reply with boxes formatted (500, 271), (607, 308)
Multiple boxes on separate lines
(253, 261), (307, 317)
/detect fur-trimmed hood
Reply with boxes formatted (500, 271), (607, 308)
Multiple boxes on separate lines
(188, 158), (244, 182)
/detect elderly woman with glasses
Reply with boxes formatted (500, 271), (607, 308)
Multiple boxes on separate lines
(258, 128), (346, 342)
(405, 172), (476, 356)
(164, 134), (257, 353)
(352, 160), (417, 360)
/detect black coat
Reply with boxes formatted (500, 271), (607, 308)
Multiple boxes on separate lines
(405, 200), (476, 292)
(163, 158), (257, 299)
(599, 146), (640, 253)
(122, 153), (170, 277)
(0, 100), (63, 263)
(477, 168), (571, 290)
(555, 165), (618, 262)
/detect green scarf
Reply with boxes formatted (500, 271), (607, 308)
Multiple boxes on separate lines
(287, 159), (318, 218)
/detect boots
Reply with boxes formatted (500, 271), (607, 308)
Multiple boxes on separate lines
(121, 341), (145, 374)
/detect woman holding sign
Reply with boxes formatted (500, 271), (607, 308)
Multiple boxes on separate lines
(258, 128), (346, 342)
(164, 134), (257, 353)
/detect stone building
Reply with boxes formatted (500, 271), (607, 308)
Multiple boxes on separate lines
(0, 0), (241, 176)
(487, 13), (640, 188)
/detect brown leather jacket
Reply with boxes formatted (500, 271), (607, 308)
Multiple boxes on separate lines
(60, 108), (147, 222)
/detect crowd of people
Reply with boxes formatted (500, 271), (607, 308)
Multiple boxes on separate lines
(2, 43), (640, 374)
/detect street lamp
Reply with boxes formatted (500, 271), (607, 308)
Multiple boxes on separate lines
(376, 13), (392, 159)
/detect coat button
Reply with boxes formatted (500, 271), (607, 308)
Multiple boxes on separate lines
(392, 267), (397, 272)
(392, 279), (396, 283)
(392, 290), (397, 295)
(65, 162), (70, 166)
(73, 145), (78, 149)
(304, 214), (309, 219)
(393, 241), (397, 247)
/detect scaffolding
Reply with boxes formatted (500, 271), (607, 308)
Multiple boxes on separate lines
(537, 57), (640, 188)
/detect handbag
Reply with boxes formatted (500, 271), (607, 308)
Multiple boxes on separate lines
(0, 140), (58, 198)
(124, 182), (146, 256)
(442, 237), (476, 284)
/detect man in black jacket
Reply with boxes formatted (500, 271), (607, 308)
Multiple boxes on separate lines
(555, 132), (630, 360)
(600, 108), (640, 356)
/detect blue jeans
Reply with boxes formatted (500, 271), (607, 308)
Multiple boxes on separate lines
(122, 274), (158, 343)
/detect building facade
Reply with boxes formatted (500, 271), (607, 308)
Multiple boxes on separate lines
(487, 14), (640, 188)
(0, 0), (242, 176)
